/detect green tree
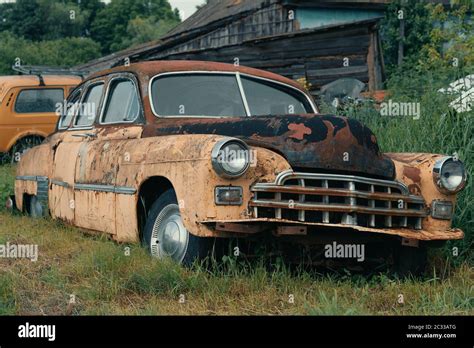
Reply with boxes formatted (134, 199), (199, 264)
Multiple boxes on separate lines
(91, 0), (180, 54)
(0, 0), (89, 41)
(120, 16), (181, 49)
(380, 0), (433, 72)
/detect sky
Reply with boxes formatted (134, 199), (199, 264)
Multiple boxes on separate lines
(0, 0), (207, 21)
(169, 0), (206, 20)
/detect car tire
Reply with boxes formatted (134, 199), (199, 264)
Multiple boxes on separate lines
(29, 195), (45, 218)
(393, 245), (427, 277)
(142, 189), (212, 266)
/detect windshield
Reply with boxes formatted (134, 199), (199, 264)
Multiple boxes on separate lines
(150, 73), (314, 117)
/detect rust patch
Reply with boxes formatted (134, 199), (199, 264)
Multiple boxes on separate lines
(403, 166), (421, 183)
(408, 184), (422, 196)
(287, 123), (312, 140)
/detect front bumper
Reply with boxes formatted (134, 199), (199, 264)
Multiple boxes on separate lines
(201, 218), (464, 241)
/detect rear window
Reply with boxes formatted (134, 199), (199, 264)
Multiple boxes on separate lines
(15, 88), (64, 113)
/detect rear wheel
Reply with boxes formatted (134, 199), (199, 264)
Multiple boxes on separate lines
(142, 189), (212, 266)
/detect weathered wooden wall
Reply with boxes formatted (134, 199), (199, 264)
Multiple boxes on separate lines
(138, 20), (382, 95)
(77, 1), (385, 94)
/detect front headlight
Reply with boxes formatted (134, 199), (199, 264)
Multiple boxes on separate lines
(211, 138), (250, 179)
(433, 156), (467, 194)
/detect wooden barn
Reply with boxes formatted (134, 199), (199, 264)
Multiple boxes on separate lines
(77, 0), (391, 96)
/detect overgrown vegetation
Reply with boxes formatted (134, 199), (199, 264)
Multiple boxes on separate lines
(321, 2), (473, 265)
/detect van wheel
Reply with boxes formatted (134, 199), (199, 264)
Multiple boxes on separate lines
(393, 245), (427, 277)
(10, 136), (43, 163)
(142, 189), (211, 266)
(29, 195), (45, 218)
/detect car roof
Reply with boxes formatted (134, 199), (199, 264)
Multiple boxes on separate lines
(88, 60), (308, 93)
(0, 75), (82, 103)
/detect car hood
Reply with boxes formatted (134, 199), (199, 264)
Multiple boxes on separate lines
(152, 114), (395, 179)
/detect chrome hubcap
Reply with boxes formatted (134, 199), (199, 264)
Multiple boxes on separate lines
(150, 204), (189, 263)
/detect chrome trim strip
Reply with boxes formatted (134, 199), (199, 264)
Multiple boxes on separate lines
(250, 199), (428, 217)
(16, 175), (48, 182)
(74, 183), (136, 195)
(236, 72), (251, 117)
(148, 71), (318, 118)
(256, 170), (411, 194)
(251, 185), (425, 204)
(51, 179), (70, 188)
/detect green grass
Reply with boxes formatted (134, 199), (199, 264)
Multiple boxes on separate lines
(0, 211), (472, 315)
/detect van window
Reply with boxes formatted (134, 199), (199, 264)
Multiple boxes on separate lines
(15, 88), (64, 113)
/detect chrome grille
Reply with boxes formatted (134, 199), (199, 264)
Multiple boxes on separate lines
(250, 171), (427, 230)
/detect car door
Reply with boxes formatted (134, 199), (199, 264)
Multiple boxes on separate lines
(74, 73), (144, 237)
(49, 80), (105, 227)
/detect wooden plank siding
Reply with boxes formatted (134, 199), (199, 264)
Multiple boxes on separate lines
(137, 19), (382, 95)
(76, 1), (385, 94)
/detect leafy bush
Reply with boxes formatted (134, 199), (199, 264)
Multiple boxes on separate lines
(0, 31), (101, 75)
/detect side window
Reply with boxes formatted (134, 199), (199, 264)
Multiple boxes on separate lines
(241, 77), (311, 115)
(102, 78), (141, 123)
(74, 83), (103, 127)
(15, 88), (64, 113)
(58, 89), (82, 130)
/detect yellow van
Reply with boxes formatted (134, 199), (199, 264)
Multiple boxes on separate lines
(0, 74), (81, 162)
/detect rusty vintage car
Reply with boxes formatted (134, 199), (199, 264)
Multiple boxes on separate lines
(13, 61), (466, 274)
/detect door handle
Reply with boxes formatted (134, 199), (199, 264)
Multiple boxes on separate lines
(72, 133), (97, 139)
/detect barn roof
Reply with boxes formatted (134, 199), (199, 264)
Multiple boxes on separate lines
(164, 0), (277, 39)
(75, 0), (390, 73)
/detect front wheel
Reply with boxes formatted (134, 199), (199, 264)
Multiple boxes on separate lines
(142, 189), (211, 266)
(393, 244), (427, 277)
